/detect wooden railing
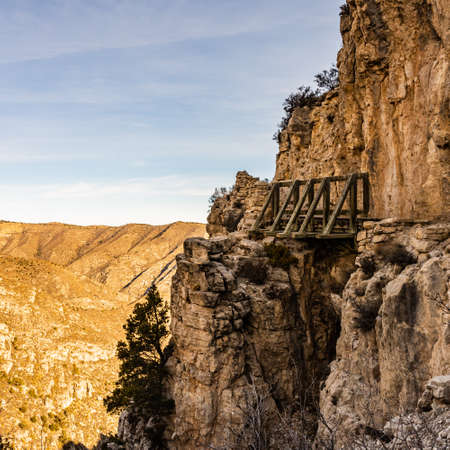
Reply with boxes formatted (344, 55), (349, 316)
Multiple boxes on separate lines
(251, 173), (370, 239)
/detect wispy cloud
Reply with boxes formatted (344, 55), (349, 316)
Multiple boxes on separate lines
(0, 0), (336, 64)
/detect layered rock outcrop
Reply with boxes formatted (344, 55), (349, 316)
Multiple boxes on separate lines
(319, 220), (450, 447)
(206, 171), (269, 237)
(158, 221), (448, 448)
(165, 234), (355, 448)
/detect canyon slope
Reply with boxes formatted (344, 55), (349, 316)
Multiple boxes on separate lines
(0, 221), (205, 448)
(0, 221), (205, 301)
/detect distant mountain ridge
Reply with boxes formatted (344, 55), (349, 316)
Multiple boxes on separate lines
(0, 220), (205, 447)
(0, 221), (206, 301)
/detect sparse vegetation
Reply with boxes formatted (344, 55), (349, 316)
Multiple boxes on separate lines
(358, 254), (377, 277)
(208, 186), (232, 211)
(339, 3), (350, 16)
(273, 86), (321, 143)
(104, 284), (174, 419)
(375, 242), (416, 267)
(0, 436), (13, 449)
(264, 243), (298, 271)
(273, 65), (340, 143)
(314, 64), (339, 91)
(352, 300), (380, 332)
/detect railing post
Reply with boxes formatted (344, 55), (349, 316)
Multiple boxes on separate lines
(281, 180), (313, 236)
(322, 173), (356, 236)
(322, 178), (330, 231)
(363, 173), (370, 216)
(270, 180), (299, 233)
(298, 179), (327, 235)
(272, 183), (280, 223)
(349, 175), (357, 232)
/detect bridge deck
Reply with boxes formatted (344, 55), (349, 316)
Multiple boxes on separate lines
(251, 173), (370, 239)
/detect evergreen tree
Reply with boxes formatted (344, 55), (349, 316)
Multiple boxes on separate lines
(104, 284), (174, 416)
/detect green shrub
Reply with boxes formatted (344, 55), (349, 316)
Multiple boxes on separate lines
(8, 377), (23, 387)
(0, 435), (13, 449)
(352, 300), (379, 332)
(314, 65), (339, 91)
(358, 255), (377, 277)
(273, 65), (339, 143)
(104, 284), (174, 417)
(264, 243), (298, 271)
(273, 86), (321, 142)
(340, 3), (350, 16)
(375, 242), (416, 267)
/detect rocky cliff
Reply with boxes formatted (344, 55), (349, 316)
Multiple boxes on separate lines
(276, 0), (449, 221)
(107, 1), (449, 449)
(0, 221), (205, 448)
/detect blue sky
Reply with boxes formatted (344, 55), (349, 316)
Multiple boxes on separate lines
(0, 0), (343, 225)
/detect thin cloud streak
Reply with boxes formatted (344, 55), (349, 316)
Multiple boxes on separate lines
(0, 0), (332, 64)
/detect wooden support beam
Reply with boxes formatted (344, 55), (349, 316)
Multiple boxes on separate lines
(316, 233), (355, 239)
(363, 173), (370, 216)
(251, 183), (276, 231)
(322, 174), (356, 235)
(298, 178), (328, 234)
(272, 183), (280, 221)
(270, 180), (299, 232)
(279, 180), (313, 237)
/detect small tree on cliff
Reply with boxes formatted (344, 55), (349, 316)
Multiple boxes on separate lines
(104, 284), (174, 416)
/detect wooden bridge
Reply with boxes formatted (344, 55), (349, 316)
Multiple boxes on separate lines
(251, 173), (370, 239)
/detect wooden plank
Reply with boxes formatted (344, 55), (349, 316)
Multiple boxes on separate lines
(292, 232), (318, 238)
(322, 174), (356, 235)
(278, 181), (294, 187)
(270, 180), (299, 232)
(316, 233), (355, 239)
(298, 178), (328, 234)
(251, 183), (276, 231)
(277, 179), (308, 186)
(278, 180), (313, 237)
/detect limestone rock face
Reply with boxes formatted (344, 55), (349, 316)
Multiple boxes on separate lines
(165, 235), (355, 448)
(207, 171), (270, 237)
(276, 0), (449, 220)
(158, 221), (449, 449)
(318, 221), (450, 447)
